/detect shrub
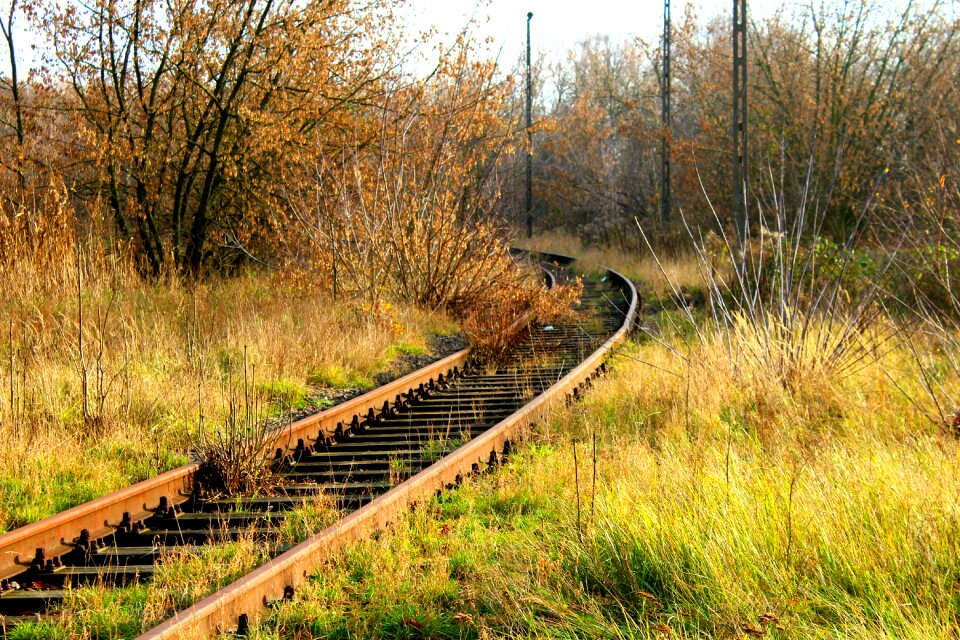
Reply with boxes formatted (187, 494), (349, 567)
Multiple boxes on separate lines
(461, 264), (583, 365)
(638, 184), (893, 389)
(193, 353), (281, 497)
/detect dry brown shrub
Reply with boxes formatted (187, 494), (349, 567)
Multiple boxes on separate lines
(531, 276), (584, 324)
(192, 352), (283, 498)
(193, 402), (282, 499)
(461, 266), (582, 365)
(283, 38), (524, 316)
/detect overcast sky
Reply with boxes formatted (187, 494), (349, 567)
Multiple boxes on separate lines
(400, 0), (945, 71)
(2, 0), (947, 74)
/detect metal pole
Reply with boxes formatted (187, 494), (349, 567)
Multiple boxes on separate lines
(732, 0), (748, 245)
(660, 0), (671, 223)
(525, 11), (534, 239)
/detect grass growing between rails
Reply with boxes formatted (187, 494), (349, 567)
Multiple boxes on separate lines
(0, 252), (456, 533)
(239, 332), (960, 639)
(5, 539), (270, 640)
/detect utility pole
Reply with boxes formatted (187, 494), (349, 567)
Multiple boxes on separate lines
(660, 0), (671, 223)
(525, 11), (534, 239)
(732, 0), (748, 246)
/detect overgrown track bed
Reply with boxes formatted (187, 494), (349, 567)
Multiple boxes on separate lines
(0, 258), (638, 638)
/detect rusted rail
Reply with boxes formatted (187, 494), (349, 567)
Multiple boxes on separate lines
(138, 266), (637, 639)
(0, 348), (476, 585)
(0, 256), (637, 638)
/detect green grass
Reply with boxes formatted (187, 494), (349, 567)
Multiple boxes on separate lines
(385, 342), (428, 358)
(242, 333), (960, 639)
(10, 327), (958, 638)
(306, 364), (375, 390)
(0, 442), (189, 531)
(257, 378), (311, 412)
(306, 339), (432, 391)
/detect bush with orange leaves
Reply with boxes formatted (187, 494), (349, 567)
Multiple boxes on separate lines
(284, 39), (576, 332)
(461, 262), (583, 365)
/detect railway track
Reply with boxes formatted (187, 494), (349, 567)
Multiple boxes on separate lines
(0, 254), (638, 638)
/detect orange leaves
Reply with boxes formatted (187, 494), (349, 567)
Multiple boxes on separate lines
(278, 33), (520, 312)
(29, 0), (410, 273)
(461, 265), (581, 365)
(521, 4), (960, 247)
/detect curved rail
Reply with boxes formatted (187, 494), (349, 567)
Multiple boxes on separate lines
(0, 350), (473, 585)
(0, 290), (538, 586)
(0, 256), (638, 637)
(139, 264), (638, 640)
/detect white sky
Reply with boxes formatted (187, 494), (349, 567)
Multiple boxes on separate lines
(2, 0), (946, 75)
(400, 0), (943, 71)
(402, 0), (785, 70)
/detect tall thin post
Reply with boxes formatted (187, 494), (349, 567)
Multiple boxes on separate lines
(8, 319), (14, 436)
(732, 0), (748, 245)
(660, 0), (671, 223)
(525, 11), (534, 239)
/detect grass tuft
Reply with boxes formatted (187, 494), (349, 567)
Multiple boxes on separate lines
(306, 365), (374, 391)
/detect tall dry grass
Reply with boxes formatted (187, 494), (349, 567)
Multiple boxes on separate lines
(0, 201), (455, 532)
(9, 241), (958, 638)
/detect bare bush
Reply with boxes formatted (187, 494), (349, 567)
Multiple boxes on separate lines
(639, 160), (895, 389)
(285, 41), (532, 317)
(193, 351), (280, 497)
(461, 265), (583, 365)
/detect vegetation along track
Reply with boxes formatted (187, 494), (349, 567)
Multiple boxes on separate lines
(0, 254), (638, 638)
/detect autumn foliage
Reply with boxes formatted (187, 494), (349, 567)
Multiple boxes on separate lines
(0, 0), (538, 319)
(507, 2), (960, 252)
(4, 1), (960, 309)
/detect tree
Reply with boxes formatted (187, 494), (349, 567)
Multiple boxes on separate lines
(0, 0), (26, 195)
(46, 0), (402, 274)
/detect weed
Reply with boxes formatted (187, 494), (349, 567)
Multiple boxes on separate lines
(279, 500), (341, 543)
(192, 350), (281, 497)
(388, 457), (413, 484)
(420, 433), (469, 462)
